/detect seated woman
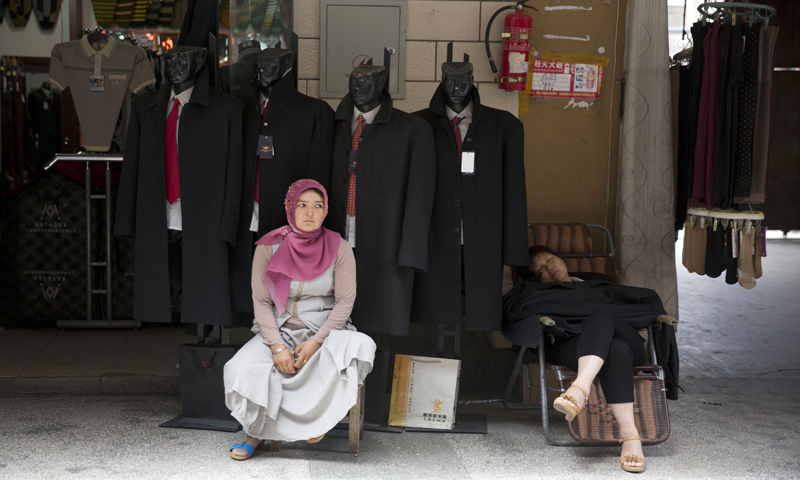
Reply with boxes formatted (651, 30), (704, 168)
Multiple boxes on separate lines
(224, 179), (376, 460)
(503, 246), (679, 474)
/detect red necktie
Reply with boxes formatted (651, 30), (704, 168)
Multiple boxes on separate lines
(347, 115), (365, 216)
(254, 101), (270, 204)
(165, 97), (181, 204)
(452, 116), (464, 157)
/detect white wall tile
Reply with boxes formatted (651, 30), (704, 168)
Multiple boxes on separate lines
(298, 39), (320, 79)
(406, 42), (437, 81)
(307, 80), (321, 98)
(476, 82), (519, 117)
(297, 80), (308, 95)
(479, 1), (516, 41)
(294, 0), (320, 38)
(392, 82), (440, 113)
(435, 42), (501, 83)
(407, 1), (481, 41)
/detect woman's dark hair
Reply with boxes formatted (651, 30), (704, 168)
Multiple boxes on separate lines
(302, 187), (324, 198)
(529, 245), (560, 263)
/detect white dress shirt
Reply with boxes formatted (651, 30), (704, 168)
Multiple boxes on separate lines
(344, 103), (381, 248)
(165, 86), (194, 231)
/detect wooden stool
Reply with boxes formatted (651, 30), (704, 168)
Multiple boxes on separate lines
(269, 383), (366, 455)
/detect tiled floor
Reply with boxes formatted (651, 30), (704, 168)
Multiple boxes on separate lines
(0, 326), (195, 393)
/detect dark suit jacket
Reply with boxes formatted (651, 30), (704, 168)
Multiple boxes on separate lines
(114, 66), (244, 325)
(327, 90), (436, 336)
(228, 71), (334, 314)
(411, 85), (528, 332)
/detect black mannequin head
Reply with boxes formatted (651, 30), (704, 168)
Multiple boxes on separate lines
(254, 49), (294, 97)
(349, 65), (387, 113)
(165, 46), (207, 95)
(441, 62), (474, 113)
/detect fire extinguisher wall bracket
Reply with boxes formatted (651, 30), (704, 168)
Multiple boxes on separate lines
(485, 0), (538, 91)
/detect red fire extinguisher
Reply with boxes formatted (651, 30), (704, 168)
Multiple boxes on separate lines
(485, 0), (538, 90)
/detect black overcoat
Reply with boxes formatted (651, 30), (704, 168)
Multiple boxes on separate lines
(502, 278), (680, 399)
(228, 71), (334, 314)
(411, 86), (529, 331)
(114, 67), (244, 325)
(327, 90), (436, 336)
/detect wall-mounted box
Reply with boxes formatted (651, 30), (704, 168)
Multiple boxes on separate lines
(319, 0), (406, 99)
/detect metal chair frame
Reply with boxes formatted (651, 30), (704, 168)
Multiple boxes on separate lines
(502, 223), (663, 446)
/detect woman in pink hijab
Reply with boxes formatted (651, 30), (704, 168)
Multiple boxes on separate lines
(224, 179), (376, 460)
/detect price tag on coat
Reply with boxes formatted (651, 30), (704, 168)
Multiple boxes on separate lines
(257, 135), (274, 159)
(461, 151), (475, 175)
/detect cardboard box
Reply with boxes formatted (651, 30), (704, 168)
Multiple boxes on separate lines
(518, 363), (563, 404)
(485, 331), (512, 349)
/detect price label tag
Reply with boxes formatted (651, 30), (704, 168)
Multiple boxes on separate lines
(461, 151), (475, 175)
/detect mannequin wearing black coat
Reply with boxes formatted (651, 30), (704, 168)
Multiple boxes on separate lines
(228, 69), (334, 315)
(114, 65), (244, 325)
(327, 89), (436, 336)
(412, 84), (528, 331)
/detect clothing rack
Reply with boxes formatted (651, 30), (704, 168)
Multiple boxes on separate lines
(697, 2), (777, 26)
(686, 207), (764, 231)
(44, 153), (141, 330)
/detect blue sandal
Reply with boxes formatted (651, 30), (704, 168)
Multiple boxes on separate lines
(230, 436), (261, 460)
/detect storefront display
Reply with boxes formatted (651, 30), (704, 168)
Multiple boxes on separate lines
(229, 48), (334, 316)
(411, 62), (528, 332)
(114, 46), (244, 325)
(327, 65), (436, 336)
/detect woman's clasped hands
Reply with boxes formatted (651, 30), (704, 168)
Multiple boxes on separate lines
(272, 340), (321, 374)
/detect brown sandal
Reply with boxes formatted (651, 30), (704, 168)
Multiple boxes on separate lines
(619, 436), (645, 473)
(553, 384), (588, 421)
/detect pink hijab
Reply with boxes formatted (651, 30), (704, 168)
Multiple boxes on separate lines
(255, 179), (341, 316)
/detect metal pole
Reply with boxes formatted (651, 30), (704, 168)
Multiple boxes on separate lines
(105, 162), (113, 321)
(85, 161), (92, 322)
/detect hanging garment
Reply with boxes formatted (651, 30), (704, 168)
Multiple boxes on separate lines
(675, 65), (692, 230)
(734, 26), (779, 205)
(49, 36), (156, 152)
(731, 23), (762, 198)
(682, 23), (709, 202)
(91, 0), (116, 27)
(682, 220), (707, 275)
(229, 72), (335, 316)
(692, 22), (722, 209)
(737, 227), (756, 289)
(114, 0), (134, 27)
(145, 0), (160, 27)
(129, 0), (148, 27)
(8, 0), (32, 26)
(754, 227), (763, 279)
(1, 0), (7, 24)
(114, 66), (245, 325)
(328, 90), (436, 336)
(704, 222), (726, 278)
(177, 0), (219, 50)
(411, 85), (529, 332)
(725, 224), (738, 285)
(158, 0), (174, 26)
(33, 0), (60, 29)
(714, 22), (744, 210)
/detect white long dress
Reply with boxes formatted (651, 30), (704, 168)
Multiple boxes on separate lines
(223, 247), (376, 441)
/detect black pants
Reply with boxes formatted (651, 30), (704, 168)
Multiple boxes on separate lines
(546, 311), (646, 404)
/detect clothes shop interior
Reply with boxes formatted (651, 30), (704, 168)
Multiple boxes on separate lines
(1, 0), (798, 478)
